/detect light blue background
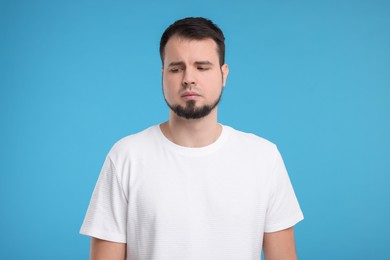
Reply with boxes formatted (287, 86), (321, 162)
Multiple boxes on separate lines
(1, 0), (389, 259)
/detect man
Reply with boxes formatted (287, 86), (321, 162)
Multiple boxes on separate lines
(80, 17), (303, 260)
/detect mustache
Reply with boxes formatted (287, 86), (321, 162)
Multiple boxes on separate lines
(179, 84), (201, 94)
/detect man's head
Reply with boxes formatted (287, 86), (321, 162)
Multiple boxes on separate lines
(160, 17), (225, 66)
(160, 17), (229, 120)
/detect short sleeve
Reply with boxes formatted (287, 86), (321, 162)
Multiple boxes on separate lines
(264, 148), (304, 233)
(80, 156), (128, 243)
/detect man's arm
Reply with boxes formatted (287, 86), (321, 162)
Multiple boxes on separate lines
(90, 237), (126, 260)
(263, 227), (298, 260)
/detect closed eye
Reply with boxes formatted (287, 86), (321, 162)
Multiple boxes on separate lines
(195, 61), (213, 71)
(169, 67), (184, 73)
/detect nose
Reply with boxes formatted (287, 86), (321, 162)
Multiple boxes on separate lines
(182, 69), (196, 87)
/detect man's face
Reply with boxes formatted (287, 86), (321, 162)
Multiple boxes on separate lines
(162, 36), (229, 119)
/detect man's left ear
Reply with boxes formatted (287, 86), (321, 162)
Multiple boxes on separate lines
(222, 64), (229, 87)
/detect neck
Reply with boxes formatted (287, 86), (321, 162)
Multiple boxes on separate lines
(160, 109), (222, 148)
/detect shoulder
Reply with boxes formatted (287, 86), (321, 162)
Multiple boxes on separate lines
(107, 125), (160, 162)
(113, 125), (157, 149)
(223, 125), (282, 167)
(224, 125), (278, 153)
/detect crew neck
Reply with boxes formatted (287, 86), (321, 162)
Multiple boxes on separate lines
(155, 124), (229, 156)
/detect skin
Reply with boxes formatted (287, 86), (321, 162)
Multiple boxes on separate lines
(90, 35), (298, 260)
(263, 227), (298, 260)
(160, 36), (229, 147)
(90, 238), (126, 260)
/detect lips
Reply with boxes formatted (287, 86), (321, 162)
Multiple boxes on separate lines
(181, 91), (200, 97)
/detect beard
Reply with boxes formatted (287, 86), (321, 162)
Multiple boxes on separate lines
(164, 87), (223, 120)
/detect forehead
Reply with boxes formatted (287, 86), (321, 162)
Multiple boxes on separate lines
(163, 36), (219, 63)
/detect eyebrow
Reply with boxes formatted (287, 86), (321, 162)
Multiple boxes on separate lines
(167, 61), (185, 67)
(167, 61), (214, 67)
(194, 61), (213, 66)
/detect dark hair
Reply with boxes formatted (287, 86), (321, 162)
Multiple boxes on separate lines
(160, 17), (225, 65)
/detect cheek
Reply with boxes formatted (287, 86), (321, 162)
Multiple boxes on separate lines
(208, 74), (223, 89)
(162, 77), (178, 100)
(163, 73), (179, 87)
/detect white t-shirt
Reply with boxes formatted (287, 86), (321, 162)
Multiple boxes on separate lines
(80, 125), (303, 259)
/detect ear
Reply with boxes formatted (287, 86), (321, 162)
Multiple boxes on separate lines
(221, 64), (229, 87)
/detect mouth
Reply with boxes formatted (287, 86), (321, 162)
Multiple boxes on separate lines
(181, 91), (200, 100)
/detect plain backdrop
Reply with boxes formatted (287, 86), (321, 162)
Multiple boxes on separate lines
(1, 0), (389, 259)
